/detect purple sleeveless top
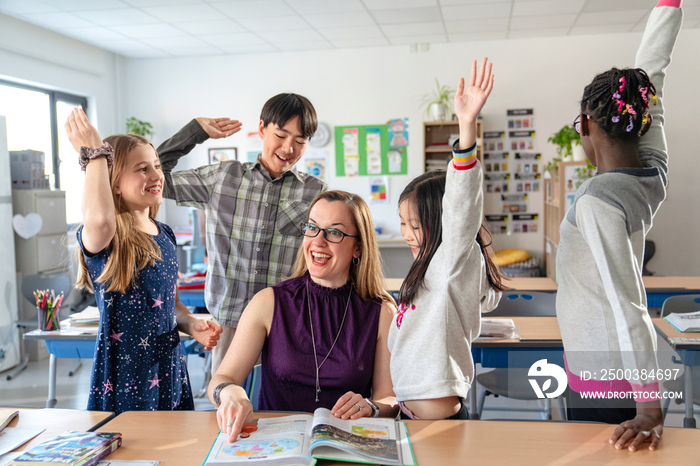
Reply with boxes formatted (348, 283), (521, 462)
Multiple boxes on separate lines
(259, 273), (381, 412)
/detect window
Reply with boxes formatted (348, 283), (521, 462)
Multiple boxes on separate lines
(0, 80), (87, 224)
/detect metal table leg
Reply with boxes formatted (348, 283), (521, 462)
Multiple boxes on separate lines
(684, 365), (696, 428)
(469, 382), (479, 420)
(47, 354), (57, 408)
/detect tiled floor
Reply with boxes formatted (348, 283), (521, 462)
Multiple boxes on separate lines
(0, 339), (697, 428)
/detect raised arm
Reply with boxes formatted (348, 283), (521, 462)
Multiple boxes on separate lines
(156, 117), (241, 200)
(66, 108), (115, 254)
(443, 58), (494, 253)
(208, 287), (272, 442)
(635, 1), (683, 182)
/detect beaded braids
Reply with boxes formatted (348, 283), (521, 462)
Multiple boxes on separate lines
(581, 67), (657, 140)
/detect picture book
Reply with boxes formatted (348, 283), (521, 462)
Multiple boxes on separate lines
(202, 408), (415, 466)
(664, 310), (700, 333)
(0, 410), (18, 432)
(10, 431), (122, 466)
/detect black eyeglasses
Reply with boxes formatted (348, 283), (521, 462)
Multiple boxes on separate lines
(302, 223), (357, 243)
(573, 115), (582, 135)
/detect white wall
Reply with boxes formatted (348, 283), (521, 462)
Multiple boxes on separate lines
(0, 13), (123, 138)
(117, 28), (698, 277)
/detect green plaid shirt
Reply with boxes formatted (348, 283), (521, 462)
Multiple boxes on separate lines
(157, 120), (326, 326)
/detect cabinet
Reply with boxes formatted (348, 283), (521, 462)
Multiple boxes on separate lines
(12, 189), (68, 320)
(423, 120), (483, 172)
(543, 161), (588, 278)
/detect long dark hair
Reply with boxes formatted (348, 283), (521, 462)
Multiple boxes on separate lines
(581, 67), (656, 140)
(397, 170), (504, 305)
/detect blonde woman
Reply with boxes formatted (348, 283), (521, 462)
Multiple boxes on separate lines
(209, 191), (397, 441)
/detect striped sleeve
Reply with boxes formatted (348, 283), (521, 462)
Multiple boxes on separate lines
(452, 140), (478, 170)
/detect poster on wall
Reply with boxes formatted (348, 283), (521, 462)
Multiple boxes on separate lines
(369, 176), (389, 204)
(334, 124), (408, 176)
(299, 150), (328, 181)
(246, 131), (262, 163)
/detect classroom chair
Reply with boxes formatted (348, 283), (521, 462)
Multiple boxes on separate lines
(7, 272), (73, 381)
(241, 364), (262, 411)
(659, 294), (700, 418)
(476, 291), (566, 420)
(183, 209), (207, 274)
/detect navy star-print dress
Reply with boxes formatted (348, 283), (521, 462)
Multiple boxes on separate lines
(77, 220), (194, 414)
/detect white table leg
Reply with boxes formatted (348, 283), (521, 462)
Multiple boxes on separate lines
(47, 354), (57, 408)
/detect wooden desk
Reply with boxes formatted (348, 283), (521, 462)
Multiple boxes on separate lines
(385, 277), (559, 293)
(2, 407), (114, 452)
(98, 411), (698, 465)
(470, 316), (563, 419)
(653, 318), (700, 428)
(644, 276), (700, 308)
(502, 276), (558, 292)
(408, 419), (699, 465)
(24, 326), (198, 408)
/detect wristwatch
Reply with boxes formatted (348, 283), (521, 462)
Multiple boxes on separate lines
(212, 382), (234, 408)
(364, 398), (380, 417)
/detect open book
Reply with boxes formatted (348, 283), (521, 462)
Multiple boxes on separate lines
(202, 408), (415, 466)
(665, 310), (700, 332)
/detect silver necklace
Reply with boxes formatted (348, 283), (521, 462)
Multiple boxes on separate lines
(307, 279), (353, 403)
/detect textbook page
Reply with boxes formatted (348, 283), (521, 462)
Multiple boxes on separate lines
(203, 415), (315, 466)
(308, 408), (401, 464)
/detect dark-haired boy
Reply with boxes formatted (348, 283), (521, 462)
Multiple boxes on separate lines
(157, 93), (327, 372)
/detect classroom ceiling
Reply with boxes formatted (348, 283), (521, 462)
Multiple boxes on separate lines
(1, 0), (698, 59)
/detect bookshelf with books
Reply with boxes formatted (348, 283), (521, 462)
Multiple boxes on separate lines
(543, 160), (587, 278)
(423, 120), (483, 172)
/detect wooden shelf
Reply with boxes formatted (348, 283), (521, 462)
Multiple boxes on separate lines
(543, 161), (588, 278)
(423, 120), (483, 173)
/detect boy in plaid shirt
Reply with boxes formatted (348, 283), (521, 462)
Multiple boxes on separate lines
(157, 94), (326, 372)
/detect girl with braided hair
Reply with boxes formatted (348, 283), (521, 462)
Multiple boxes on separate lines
(556, 0), (683, 452)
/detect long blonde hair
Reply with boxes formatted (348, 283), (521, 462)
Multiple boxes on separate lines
(288, 191), (394, 304)
(76, 134), (162, 294)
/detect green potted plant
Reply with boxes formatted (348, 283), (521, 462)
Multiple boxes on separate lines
(421, 79), (455, 121)
(126, 117), (154, 140)
(574, 159), (596, 188)
(547, 124), (581, 161)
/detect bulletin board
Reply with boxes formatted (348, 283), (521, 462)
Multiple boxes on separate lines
(334, 125), (408, 176)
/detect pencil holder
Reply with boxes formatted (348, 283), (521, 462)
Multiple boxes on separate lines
(37, 304), (58, 331)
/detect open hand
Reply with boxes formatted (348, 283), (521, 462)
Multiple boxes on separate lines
(191, 318), (222, 351)
(195, 117), (243, 139)
(454, 58), (494, 124)
(331, 392), (371, 420)
(609, 407), (663, 451)
(65, 108), (103, 152)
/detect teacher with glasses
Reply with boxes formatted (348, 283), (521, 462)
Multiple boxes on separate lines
(208, 190), (398, 442)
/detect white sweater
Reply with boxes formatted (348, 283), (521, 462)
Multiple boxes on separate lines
(388, 146), (501, 402)
(556, 5), (682, 401)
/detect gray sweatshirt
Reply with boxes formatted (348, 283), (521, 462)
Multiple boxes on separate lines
(556, 5), (682, 400)
(388, 146), (501, 402)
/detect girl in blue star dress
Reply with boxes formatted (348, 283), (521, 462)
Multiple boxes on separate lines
(67, 109), (221, 414)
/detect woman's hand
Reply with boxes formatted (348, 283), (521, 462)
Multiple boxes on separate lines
(609, 404), (664, 451)
(216, 385), (254, 443)
(195, 117), (242, 139)
(191, 319), (222, 351)
(331, 392), (372, 420)
(65, 108), (103, 152)
(454, 57), (494, 125)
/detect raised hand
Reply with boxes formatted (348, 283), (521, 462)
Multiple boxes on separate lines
(65, 108), (103, 152)
(454, 58), (494, 125)
(195, 117), (243, 139)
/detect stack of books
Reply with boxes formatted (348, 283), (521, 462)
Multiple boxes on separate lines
(664, 310), (700, 332)
(63, 306), (100, 334)
(10, 431), (122, 465)
(480, 318), (518, 339)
